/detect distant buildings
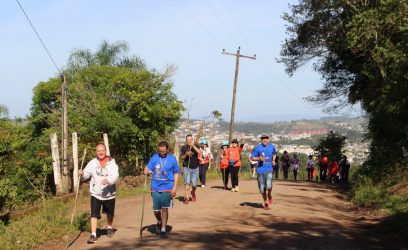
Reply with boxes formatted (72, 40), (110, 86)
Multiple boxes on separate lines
(173, 118), (368, 163)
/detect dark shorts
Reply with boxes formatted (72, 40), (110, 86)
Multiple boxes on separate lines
(91, 196), (115, 219)
(151, 192), (173, 211)
(250, 163), (257, 169)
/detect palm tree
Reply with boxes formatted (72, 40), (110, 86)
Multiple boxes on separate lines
(66, 40), (146, 73)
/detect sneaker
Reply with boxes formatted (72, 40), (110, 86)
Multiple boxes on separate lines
(201, 185), (205, 188)
(160, 231), (168, 239)
(268, 198), (274, 204)
(231, 188), (235, 192)
(156, 221), (162, 235)
(107, 227), (114, 238)
(191, 192), (197, 202)
(183, 197), (189, 204)
(263, 203), (271, 210)
(87, 235), (98, 244)
(235, 186), (239, 192)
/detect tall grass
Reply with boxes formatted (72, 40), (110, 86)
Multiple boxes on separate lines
(352, 176), (385, 207)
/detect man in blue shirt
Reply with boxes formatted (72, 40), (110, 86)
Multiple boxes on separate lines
(145, 141), (180, 238)
(250, 135), (277, 210)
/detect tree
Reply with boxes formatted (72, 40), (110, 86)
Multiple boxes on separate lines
(31, 41), (184, 175)
(313, 131), (346, 161)
(0, 104), (8, 119)
(279, 0), (408, 178)
(0, 109), (47, 211)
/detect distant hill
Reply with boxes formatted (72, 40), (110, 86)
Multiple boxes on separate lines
(213, 117), (365, 142)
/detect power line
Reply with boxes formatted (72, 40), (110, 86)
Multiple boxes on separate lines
(219, 0), (302, 101)
(205, 0), (239, 48)
(15, 0), (61, 74)
(220, 0), (254, 54)
(178, 0), (310, 109)
(206, 1), (298, 100)
(178, 0), (224, 49)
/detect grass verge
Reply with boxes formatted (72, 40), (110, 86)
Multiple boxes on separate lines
(350, 174), (408, 247)
(0, 198), (89, 250)
(0, 183), (147, 250)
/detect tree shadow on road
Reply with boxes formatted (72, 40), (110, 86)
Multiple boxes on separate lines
(88, 219), (387, 250)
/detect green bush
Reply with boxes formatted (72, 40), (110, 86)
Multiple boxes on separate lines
(384, 195), (408, 214)
(352, 176), (385, 207)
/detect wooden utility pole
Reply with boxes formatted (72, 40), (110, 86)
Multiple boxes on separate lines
(103, 133), (110, 156)
(222, 47), (256, 143)
(50, 133), (63, 195)
(61, 74), (69, 193)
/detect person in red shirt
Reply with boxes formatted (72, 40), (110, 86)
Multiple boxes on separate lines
(319, 156), (329, 182)
(218, 141), (230, 190)
(329, 160), (340, 184)
(228, 138), (244, 192)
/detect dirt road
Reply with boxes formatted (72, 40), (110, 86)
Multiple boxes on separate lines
(65, 178), (385, 250)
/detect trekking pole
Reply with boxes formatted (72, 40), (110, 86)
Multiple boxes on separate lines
(139, 171), (148, 242)
(66, 148), (87, 249)
(223, 167), (226, 189)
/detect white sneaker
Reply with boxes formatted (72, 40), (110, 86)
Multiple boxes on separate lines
(201, 185), (205, 188)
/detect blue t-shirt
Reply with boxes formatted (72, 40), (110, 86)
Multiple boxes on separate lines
(251, 143), (276, 174)
(147, 153), (180, 192)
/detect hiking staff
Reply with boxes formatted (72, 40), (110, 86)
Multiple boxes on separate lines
(66, 148), (87, 249)
(237, 132), (245, 175)
(139, 171), (148, 242)
(180, 135), (201, 204)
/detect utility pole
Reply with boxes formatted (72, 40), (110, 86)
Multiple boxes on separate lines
(222, 47), (256, 143)
(61, 74), (69, 193)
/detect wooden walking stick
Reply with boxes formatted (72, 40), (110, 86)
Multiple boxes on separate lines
(66, 148), (87, 249)
(139, 171), (148, 242)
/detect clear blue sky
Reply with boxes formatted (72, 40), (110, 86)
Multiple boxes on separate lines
(0, 0), (360, 121)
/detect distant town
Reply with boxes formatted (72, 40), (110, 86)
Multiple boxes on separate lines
(174, 117), (369, 164)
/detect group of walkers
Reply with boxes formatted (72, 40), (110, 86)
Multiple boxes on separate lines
(79, 133), (350, 243)
(306, 155), (351, 184)
(261, 151), (351, 185)
(216, 134), (278, 209)
(272, 151), (300, 180)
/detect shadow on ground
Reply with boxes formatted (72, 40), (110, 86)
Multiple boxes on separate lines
(86, 218), (389, 250)
(239, 202), (264, 208)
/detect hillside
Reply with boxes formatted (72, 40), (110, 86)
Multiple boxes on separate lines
(175, 116), (367, 163)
